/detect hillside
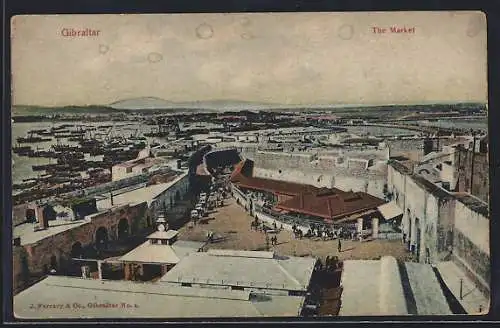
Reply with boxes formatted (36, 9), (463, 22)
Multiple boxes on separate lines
(109, 97), (279, 111)
(12, 99), (487, 115)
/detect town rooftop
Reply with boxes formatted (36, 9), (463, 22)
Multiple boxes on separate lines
(159, 250), (316, 292)
(96, 172), (188, 210)
(14, 276), (305, 318)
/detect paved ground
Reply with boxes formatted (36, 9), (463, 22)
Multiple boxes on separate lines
(178, 198), (412, 262)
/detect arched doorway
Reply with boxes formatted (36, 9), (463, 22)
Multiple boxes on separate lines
(118, 219), (129, 241)
(71, 242), (83, 259)
(95, 227), (109, 250)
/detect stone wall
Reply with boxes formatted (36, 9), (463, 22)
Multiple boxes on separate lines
(455, 147), (489, 203)
(405, 177), (434, 262)
(387, 139), (424, 157)
(387, 165), (407, 216)
(388, 159), (490, 296)
(387, 138), (462, 158)
(150, 174), (189, 212)
(334, 173), (386, 198)
(254, 167), (335, 189)
(435, 198), (456, 260)
(254, 151), (315, 170)
(453, 197), (490, 292)
(347, 158), (369, 170)
(12, 203), (30, 227)
(452, 232), (490, 296)
(239, 147), (257, 161)
(253, 166), (386, 199)
(454, 200), (489, 255)
(149, 173), (191, 227)
(388, 163), (455, 264)
(14, 202), (148, 288)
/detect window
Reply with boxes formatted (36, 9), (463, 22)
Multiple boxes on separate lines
(181, 283), (192, 287)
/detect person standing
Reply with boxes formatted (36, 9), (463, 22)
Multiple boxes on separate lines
(338, 238), (342, 253)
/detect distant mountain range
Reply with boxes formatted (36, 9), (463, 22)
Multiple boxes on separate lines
(109, 97), (287, 110)
(12, 97), (487, 114)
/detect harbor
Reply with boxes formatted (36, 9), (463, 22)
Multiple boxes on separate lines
(11, 121), (165, 204)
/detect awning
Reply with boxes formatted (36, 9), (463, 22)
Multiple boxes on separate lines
(377, 201), (403, 220)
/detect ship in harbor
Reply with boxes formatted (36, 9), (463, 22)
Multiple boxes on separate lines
(16, 133), (52, 143)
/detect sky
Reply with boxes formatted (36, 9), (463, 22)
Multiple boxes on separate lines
(11, 12), (487, 107)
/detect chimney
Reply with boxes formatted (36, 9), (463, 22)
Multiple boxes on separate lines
(36, 205), (49, 230)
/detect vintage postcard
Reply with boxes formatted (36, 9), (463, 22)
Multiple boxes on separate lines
(10, 12), (488, 319)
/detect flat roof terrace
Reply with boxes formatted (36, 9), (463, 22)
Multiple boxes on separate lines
(13, 218), (91, 246)
(159, 250), (316, 292)
(96, 172), (188, 210)
(14, 276), (305, 318)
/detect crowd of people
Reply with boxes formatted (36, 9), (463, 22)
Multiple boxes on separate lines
(292, 223), (361, 242)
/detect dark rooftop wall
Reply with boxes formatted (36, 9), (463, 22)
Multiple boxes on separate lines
(205, 148), (241, 171)
(455, 147), (489, 203)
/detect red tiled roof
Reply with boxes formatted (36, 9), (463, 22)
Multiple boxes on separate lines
(230, 160), (247, 181)
(231, 159), (385, 220)
(275, 189), (385, 220)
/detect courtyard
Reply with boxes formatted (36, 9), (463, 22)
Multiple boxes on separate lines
(177, 197), (413, 262)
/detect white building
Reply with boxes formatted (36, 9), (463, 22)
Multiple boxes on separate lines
(159, 249), (317, 297)
(14, 275), (305, 318)
(111, 155), (166, 181)
(96, 171), (190, 228)
(387, 159), (490, 312)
